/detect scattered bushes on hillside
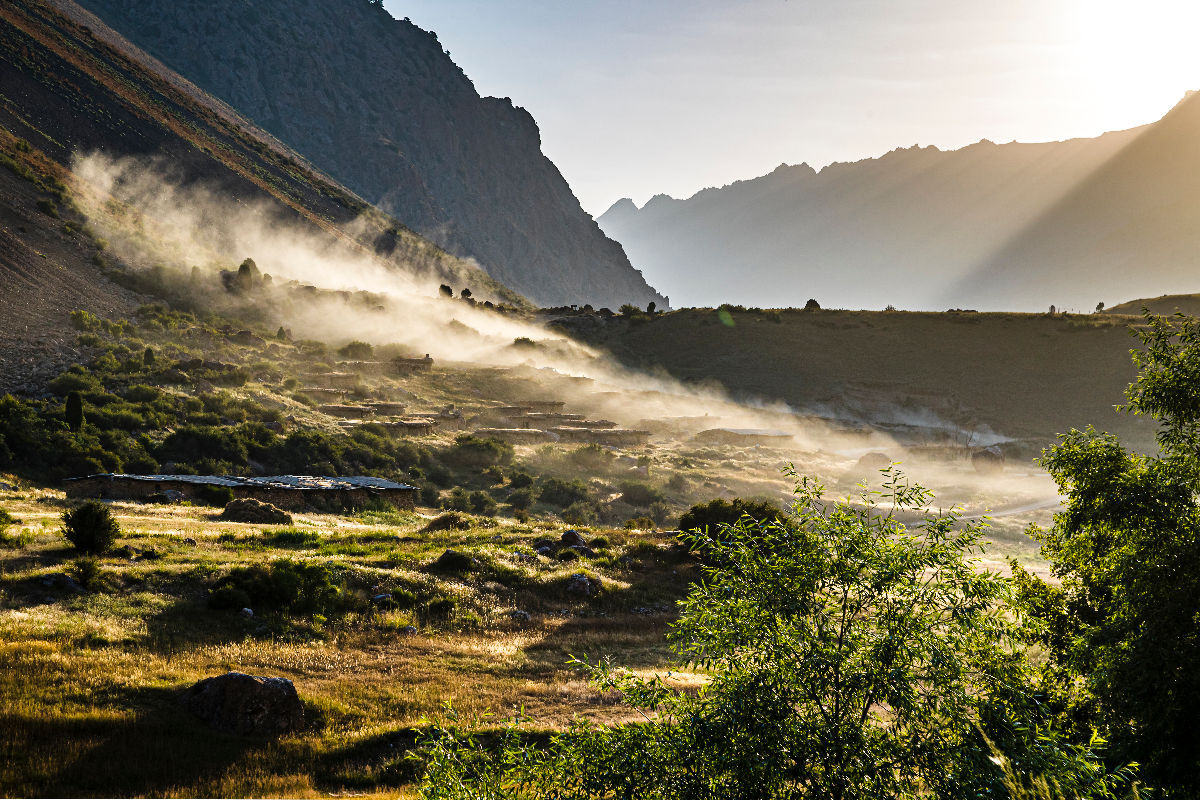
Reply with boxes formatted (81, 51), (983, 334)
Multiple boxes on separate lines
(618, 481), (664, 507)
(208, 559), (355, 617)
(537, 477), (590, 508)
(420, 469), (1133, 798)
(61, 501), (120, 555)
(443, 434), (513, 468)
(678, 496), (786, 533)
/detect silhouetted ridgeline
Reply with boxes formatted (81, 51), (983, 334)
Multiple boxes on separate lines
(77, 0), (667, 310)
(600, 92), (1200, 312)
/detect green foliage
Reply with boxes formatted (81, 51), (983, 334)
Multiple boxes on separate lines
(208, 559), (355, 617)
(420, 469), (1130, 798)
(338, 340), (374, 360)
(36, 198), (58, 217)
(677, 496), (785, 533)
(1018, 311), (1200, 792)
(61, 501), (120, 555)
(560, 501), (598, 526)
(468, 490), (497, 516)
(537, 477), (590, 508)
(506, 487), (534, 510)
(69, 555), (102, 590)
(0, 508), (17, 532)
(64, 391), (84, 433)
(443, 434), (514, 468)
(195, 484), (235, 507)
(618, 480), (664, 507)
(566, 443), (613, 471)
(508, 471), (534, 489)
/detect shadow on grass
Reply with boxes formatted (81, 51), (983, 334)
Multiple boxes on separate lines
(0, 685), (266, 797)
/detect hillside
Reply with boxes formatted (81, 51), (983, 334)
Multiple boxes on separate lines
(598, 93), (1200, 312)
(0, 0), (516, 391)
(74, 0), (667, 311)
(1106, 293), (1200, 317)
(550, 306), (1157, 454)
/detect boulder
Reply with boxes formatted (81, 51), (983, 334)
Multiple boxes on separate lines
(560, 529), (587, 548)
(219, 498), (293, 525)
(182, 671), (304, 736)
(565, 572), (600, 597)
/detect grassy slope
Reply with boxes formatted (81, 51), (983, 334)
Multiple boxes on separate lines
(582, 307), (1155, 452)
(0, 490), (690, 798)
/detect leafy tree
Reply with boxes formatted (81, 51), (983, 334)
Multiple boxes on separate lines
(677, 496), (784, 533)
(142, 346), (155, 366)
(65, 391), (84, 433)
(420, 468), (1129, 798)
(439, 284), (454, 298)
(338, 340), (374, 360)
(1017, 311), (1200, 792)
(804, 298), (821, 311)
(62, 501), (119, 555)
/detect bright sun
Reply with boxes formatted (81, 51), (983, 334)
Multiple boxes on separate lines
(1069, 0), (1200, 123)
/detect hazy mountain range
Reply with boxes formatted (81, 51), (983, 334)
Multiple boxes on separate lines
(599, 92), (1200, 312)
(75, 0), (665, 310)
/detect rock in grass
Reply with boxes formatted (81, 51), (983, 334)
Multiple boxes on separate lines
(218, 498), (293, 525)
(429, 548), (476, 574)
(182, 671), (304, 736)
(565, 572), (600, 597)
(561, 529), (587, 547)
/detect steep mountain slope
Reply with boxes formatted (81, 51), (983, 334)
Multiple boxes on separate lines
(76, 0), (666, 311)
(599, 94), (1200, 312)
(0, 0), (513, 391)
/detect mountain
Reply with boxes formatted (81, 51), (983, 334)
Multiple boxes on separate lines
(0, 0), (512, 391)
(598, 94), (1200, 312)
(74, 0), (666, 311)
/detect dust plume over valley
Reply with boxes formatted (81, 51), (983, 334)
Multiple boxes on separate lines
(68, 151), (1070, 524)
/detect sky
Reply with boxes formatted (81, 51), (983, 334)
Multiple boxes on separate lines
(385, 0), (1200, 216)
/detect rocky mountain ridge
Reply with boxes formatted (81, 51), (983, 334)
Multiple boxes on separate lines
(76, 0), (666, 310)
(599, 93), (1200, 312)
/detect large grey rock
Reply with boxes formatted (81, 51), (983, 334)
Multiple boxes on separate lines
(560, 529), (587, 548)
(182, 671), (304, 736)
(565, 572), (600, 597)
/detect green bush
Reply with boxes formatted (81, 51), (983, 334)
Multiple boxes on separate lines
(507, 487), (534, 510)
(337, 340), (374, 360)
(538, 477), (590, 508)
(508, 471), (534, 489)
(678, 496), (785, 533)
(61, 501), (120, 555)
(443, 434), (513, 468)
(561, 501), (598, 526)
(618, 480), (664, 507)
(195, 484), (235, 507)
(420, 469), (1132, 798)
(468, 490), (497, 516)
(208, 559), (354, 617)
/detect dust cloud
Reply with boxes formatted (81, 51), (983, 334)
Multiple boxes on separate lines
(69, 152), (1061, 516)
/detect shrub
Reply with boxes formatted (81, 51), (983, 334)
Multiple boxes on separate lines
(420, 469), (1130, 797)
(442, 487), (471, 512)
(618, 480), (664, 507)
(197, 485), (236, 507)
(567, 444), (613, 470)
(61, 501), (120, 555)
(444, 434), (513, 468)
(69, 555), (102, 589)
(561, 501), (598, 526)
(508, 471), (533, 489)
(208, 559), (352, 617)
(507, 487), (534, 510)
(0, 508), (17, 532)
(468, 490), (497, 516)
(624, 515), (655, 530)
(428, 549), (476, 575)
(538, 477), (590, 508)
(65, 392), (85, 432)
(36, 198), (58, 217)
(678, 496), (785, 533)
(338, 340), (374, 360)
